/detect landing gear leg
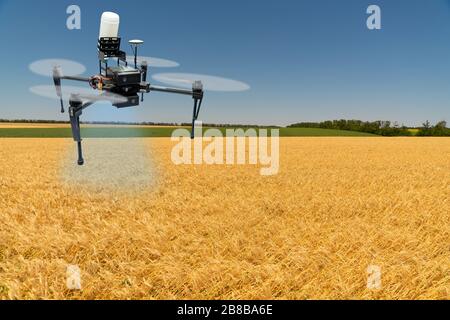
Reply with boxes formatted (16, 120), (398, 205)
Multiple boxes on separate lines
(76, 141), (84, 166)
(69, 101), (84, 166)
(68, 98), (92, 166)
(191, 98), (203, 139)
(191, 81), (204, 139)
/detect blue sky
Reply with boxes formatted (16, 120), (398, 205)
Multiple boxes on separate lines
(0, 0), (449, 126)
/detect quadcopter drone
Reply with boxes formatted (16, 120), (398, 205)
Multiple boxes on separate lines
(30, 12), (249, 166)
(56, 12), (205, 166)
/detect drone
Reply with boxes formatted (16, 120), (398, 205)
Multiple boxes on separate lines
(29, 12), (249, 166)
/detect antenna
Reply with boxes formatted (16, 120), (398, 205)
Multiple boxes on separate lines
(129, 39), (144, 69)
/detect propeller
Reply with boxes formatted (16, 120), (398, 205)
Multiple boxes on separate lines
(125, 56), (179, 68)
(29, 59), (86, 77)
(152, 73), (250, 92)
(52, 66), (65, 113)
(29, 85), (128, 104)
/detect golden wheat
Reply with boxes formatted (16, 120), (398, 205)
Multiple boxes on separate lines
(0, 137), (449, 300)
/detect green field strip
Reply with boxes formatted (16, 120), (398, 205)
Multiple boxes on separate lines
(0, 127), (377, 138)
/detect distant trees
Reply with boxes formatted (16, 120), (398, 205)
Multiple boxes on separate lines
(288, 119), (412, 136)
(288, 119), (450, 136)
(417, 121), (450, 136)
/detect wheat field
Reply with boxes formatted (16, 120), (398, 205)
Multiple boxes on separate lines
(0, 137), (449, 300)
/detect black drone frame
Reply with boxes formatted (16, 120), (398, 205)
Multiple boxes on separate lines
(52, 37), (204, 166)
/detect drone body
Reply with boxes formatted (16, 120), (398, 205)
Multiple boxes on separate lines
(52, 12), (204, 165)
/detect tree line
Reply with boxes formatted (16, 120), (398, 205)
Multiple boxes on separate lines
(288, 120), (450, 136)
(1, 118), (449, 136)
(416, 121), (450, 136)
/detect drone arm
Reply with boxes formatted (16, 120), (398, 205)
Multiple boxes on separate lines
(61, 76), (91, 82)
(148, 85), (193, 96)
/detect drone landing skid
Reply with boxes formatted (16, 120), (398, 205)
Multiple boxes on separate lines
(191, 98), (202, 139)
(68, 99), (92, 166)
